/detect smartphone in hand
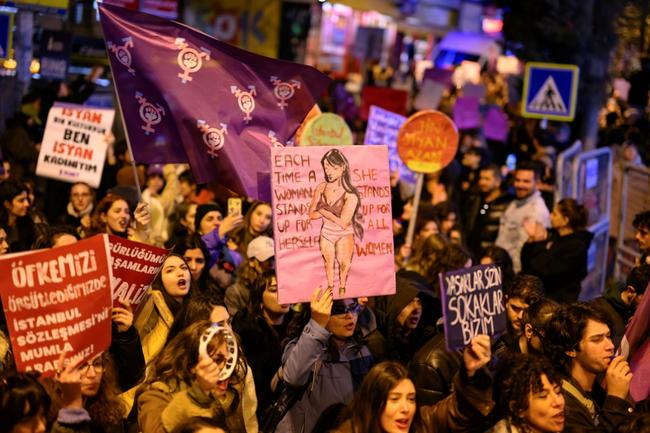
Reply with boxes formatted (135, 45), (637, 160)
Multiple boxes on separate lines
(228, 197), (242, 216)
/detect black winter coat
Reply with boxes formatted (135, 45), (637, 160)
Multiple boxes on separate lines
(521, 229), (593, 303)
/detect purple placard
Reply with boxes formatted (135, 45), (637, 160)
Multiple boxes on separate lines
(364, 105), (416, 186)
(452, 96), (481, 130)
(483, 106), (509, 142)
(439, 264), (507, 351)
(423, 68), (454, 86)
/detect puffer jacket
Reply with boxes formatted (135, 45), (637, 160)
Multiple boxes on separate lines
(277, 319), (374, 433)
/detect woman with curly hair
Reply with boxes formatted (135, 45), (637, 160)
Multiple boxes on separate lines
(488, 354), (565, 433)
(43, 351), (127, 433)
(136, 320), (255, 433)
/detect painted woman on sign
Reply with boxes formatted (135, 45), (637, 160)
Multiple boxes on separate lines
(309, 149), (364, 297)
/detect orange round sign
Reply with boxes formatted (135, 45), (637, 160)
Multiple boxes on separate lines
(396, 110), (459, 173)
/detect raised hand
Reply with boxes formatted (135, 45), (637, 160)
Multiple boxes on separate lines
(463, 334), (491, 377)
(311, 286), (333, 328)
(112, 299), (134, 333)
(55, 351), (86, 409)
(195, 354), (221, 393)
(134, 202), (151, 231)
(218, 213), (244, 238)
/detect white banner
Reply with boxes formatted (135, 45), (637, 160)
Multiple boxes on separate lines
(36, 103), (114, 188)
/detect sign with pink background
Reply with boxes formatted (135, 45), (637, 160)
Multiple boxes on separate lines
(271, 145), (396, 303)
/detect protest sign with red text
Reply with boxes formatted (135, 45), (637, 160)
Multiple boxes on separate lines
(0, 235), (113, 376)
(108, 235), (168, 309)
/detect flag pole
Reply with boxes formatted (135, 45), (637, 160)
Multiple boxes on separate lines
(405, 172), (424, 247)
(107, 67), (143, 203)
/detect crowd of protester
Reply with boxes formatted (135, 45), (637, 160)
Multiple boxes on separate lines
(1, 62), (650, 433)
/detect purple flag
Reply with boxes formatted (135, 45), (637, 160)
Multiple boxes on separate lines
(619, 281), (650, 401)
(98, 4), (330, 199)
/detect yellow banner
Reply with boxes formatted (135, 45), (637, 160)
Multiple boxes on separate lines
(4, 0), (69, 9)
(185, 0), (280, 58)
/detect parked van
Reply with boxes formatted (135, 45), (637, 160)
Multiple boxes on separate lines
(432, 31), (501, 69)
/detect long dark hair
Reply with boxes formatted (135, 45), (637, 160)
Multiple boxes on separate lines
(556, 198), (588, 230)
(170, 234), (211, 283)
(0, 179), (28, 224)
(247, 269), (276, 319)
(166, 291), (225, 344)
(43, 353), (125, 431)
(405, 234), (449, 284)
(321, 149), (364, 240)
(345, 361), (424, 433)
(0, 371), (51, 433)
(0, 179), (35, 251)
(145, 320), (247, 390)
(150, 253), (197, 316)
(230, 201), (273, 259)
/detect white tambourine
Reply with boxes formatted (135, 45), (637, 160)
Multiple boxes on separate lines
(198, 323), (239, 382)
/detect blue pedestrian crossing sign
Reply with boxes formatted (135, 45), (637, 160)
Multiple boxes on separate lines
(0, 12), (13, 61)
(521, 62), (579, 121)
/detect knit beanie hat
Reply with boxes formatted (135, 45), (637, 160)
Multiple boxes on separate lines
(195, 203), (223, 233)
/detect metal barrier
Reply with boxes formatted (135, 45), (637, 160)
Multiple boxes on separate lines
(614, 163), (650, 279)
(555, 140), (582, 202)
(571, 147), (612, 299)
(580, 219), (610, 301)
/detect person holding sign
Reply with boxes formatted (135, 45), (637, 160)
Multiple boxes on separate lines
(333, 335), (493, 433)
(309, 150), (364, 297)
(44, 351), (127, 433)
(134, 254), (195, 364)
(277, 287), (373, 433)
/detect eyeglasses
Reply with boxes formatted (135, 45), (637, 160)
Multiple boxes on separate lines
(331, 302), (362, 316)
(81, 359), (104, 375)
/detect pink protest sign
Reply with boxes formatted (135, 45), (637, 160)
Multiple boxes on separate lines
(452, 96), (481, 130)
(271, 145), (396, 303)
(483, 107), (510, 142)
